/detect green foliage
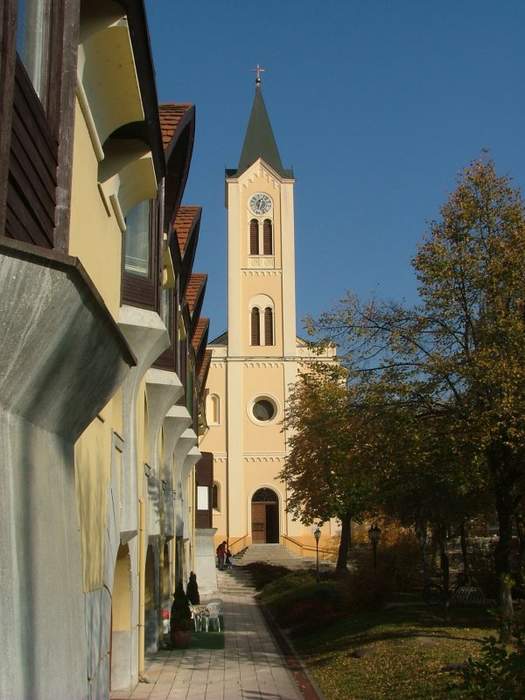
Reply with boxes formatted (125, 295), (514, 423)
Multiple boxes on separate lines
(243, 562), (291, 590)
(461, 616), (525, 699)
(308, 158), (525, 626)
(170, 581), (193, 635)
(186, 571), (200, 605)
(261, 573), (344, 630)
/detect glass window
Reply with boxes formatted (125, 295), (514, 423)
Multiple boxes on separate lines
(16, 0), (50, 100)
(252, 398), (276, 422)
(125, 200), (150, 277)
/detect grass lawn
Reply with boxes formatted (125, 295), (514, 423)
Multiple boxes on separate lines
(293, 605), (496, 700)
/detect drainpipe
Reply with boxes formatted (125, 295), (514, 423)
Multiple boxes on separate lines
(138, 497), (145, 676)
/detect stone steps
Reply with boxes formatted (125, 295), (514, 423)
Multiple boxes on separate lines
(233, 543), (320, 569)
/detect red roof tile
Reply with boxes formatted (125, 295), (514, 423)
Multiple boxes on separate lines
(184, 273), (207, 314)
(173, 206), (201, 257)
(198, 349), (212, 388)
(159, 103), (193, 150)
(192, 317), (209, 353)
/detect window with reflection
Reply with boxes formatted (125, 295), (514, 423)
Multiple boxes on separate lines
(124, 200), (150, 277)
(16, 0), (50, 100)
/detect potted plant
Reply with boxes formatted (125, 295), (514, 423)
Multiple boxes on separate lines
(186, 571), (200, 605)
(170, 581), (193, 648)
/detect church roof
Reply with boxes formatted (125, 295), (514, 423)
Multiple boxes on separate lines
(232, 85), (293, 179)
(209, 330), (228, 346)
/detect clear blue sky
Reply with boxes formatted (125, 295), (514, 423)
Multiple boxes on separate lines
(146, 1), (525, 339)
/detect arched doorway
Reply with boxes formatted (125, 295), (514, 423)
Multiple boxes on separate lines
(111, 544), (132, 691)
(251, 488), (279, 544)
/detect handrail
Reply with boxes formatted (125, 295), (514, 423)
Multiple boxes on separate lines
(228, 535), (249, 555)
(281, 534), (334, 558)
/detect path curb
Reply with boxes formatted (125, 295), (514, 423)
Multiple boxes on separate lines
(258, 599), (326, 700)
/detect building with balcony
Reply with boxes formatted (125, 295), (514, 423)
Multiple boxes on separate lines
(0, 1), (214, 697)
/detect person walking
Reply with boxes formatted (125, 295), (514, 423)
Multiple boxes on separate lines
(216, 541), (226, 570)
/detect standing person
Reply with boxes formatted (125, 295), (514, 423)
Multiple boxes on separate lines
(216, 541), (226, 570)
(225, 545), (233, 569)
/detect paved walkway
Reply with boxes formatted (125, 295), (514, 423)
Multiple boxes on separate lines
(112, 567), (302, 700)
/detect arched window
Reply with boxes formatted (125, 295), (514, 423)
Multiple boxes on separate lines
(251, 307), (260, 346)
(212, 482), (220, 511)
(206, 392), (220, 425)
(264, 307), (274, 346)
(249, 219), (259, 255)
(210, 394), (220, 424)
(263, 219), (273, 255)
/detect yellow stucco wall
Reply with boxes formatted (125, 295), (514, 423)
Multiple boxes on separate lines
(74, 411), (113, 591)
(69, 98), (123, 319)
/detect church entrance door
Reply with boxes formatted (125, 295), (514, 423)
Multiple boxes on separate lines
(251, 488), (279, 544)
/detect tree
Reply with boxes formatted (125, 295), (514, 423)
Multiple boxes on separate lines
(311, 159), (525, 632)
(280, 361), (375, 572)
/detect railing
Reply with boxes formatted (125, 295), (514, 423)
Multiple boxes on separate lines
(281, 534), (336, 561)
(228, 535), (250, 555)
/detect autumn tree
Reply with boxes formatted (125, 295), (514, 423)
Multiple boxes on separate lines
(280, 361), (375, 573)
(311, 159), (525, 631)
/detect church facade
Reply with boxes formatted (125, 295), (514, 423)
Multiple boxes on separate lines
(200, 80), (336, 552)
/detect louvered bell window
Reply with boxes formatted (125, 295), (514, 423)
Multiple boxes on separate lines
(251, 307), (260, 345)
(250, 219), (259, 255)
(263, 219), (273, 255)
(264, 307), (274, 345)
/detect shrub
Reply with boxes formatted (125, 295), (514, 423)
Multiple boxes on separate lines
(170, 581), (193, 638)
(461, 631), (525, 698)
(375, 533), (423, 592)
(243, 562), (291, 590)
(344, 565), (393, 612)
(186, 571), (200, 604)
(261, 573), (345, 630)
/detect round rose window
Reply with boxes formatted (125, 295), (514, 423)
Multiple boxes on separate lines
(252, 398), (276, 422)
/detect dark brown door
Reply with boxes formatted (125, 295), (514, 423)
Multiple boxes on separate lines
(251, 503), (266, 543)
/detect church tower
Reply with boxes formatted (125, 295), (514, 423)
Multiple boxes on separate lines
(200, 75), (331, 549)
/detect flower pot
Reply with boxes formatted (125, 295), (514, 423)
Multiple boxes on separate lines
(171, 629), (192, 648)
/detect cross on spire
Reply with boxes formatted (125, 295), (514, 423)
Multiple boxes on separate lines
(252, 64), (266, 86)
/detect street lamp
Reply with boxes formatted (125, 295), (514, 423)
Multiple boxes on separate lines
(314, 526), (322, 582)
(368, 524), (381, 571)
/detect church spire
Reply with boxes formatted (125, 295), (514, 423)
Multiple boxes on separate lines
(236, 71), (289, 177)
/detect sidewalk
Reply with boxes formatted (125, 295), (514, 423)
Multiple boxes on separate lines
(112, 567), (302, 700)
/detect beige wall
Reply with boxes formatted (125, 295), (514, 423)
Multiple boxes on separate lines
(69, 99), (123, 319)
(200, 157), (324, 545)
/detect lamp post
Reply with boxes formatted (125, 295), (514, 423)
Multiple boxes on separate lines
(314, 526), (322, 582)
(368, 524), (381, 571)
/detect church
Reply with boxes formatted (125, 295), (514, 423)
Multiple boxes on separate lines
(200, 74), (336, 553)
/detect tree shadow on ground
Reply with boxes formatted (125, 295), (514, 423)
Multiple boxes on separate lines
(293, 604), (495, 661)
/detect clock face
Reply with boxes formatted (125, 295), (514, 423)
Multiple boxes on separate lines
(249, 193), (272, 216)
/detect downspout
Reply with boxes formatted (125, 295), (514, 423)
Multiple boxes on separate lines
(138, 497), (146, 677)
